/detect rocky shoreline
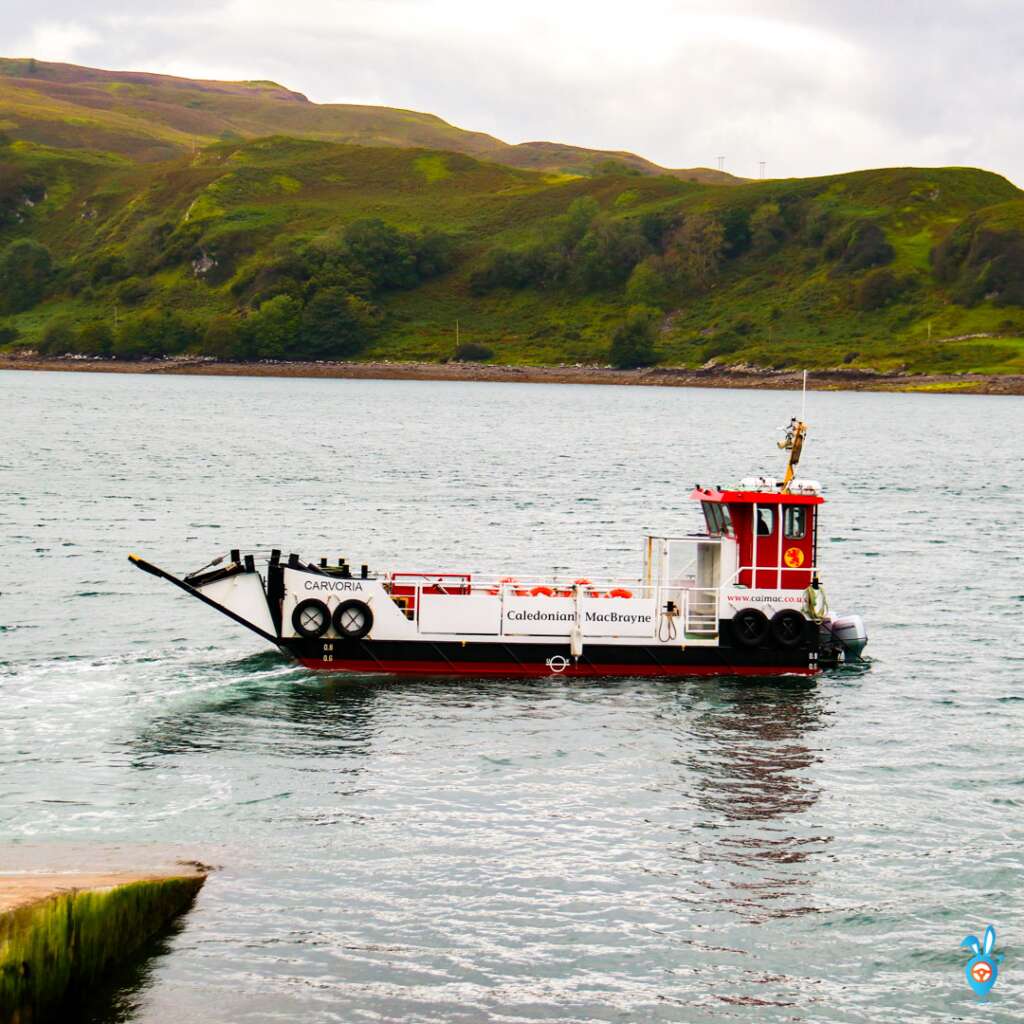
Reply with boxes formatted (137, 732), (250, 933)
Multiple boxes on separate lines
(2, 353), (1022, 395)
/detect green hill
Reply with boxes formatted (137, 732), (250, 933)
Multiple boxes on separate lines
(0, 59), (737, 182)
(2, 60), (1023, 376)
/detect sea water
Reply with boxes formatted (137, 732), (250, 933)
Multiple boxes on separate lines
(1, 370), (1022, 1022)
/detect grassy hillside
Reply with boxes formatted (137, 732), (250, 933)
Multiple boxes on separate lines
(2, 60), (1023, 375)
(0, 58), (738, 182)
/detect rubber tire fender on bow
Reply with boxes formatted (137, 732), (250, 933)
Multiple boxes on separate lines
(732, 607), (770, 648)
(771, 608), (807, 648)
(292, 598), (331, 639)
(333, 599), (374, 641)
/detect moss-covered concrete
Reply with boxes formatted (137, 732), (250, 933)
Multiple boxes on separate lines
(0, 871), (205, 1024)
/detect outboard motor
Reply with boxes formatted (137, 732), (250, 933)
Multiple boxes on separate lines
(828, 614), (868, 661)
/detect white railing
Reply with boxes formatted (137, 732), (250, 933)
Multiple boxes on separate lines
(385, 577), (722, 641)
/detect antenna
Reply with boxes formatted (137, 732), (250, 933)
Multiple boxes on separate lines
(759, 161), (766, 179)
(717, 156), (725, 171)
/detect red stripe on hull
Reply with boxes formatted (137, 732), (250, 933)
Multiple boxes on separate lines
(297, 658), (818, 679)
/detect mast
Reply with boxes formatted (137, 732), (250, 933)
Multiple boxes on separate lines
(778, 372), (808, 493)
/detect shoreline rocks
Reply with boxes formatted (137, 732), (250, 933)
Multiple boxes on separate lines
(1, 353), (1022, 395)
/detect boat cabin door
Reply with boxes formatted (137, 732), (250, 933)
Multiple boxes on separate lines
(645, 535), (723, 594)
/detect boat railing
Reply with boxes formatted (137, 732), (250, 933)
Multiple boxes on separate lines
(385, 576), (726, 641)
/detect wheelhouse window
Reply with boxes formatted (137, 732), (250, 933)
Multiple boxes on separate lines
(719, 504), (733, 536)
(756, 507), (775, 536)
(784, 506), (807, 540)
(702, 501), (725, 535)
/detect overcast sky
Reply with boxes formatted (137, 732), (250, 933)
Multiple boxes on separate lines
(6, 0), (1023, 184)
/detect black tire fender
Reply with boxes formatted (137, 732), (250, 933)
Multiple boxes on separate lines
(732, 607), (770, 648)
(333, 599), (374, 640)
(292, 598), (330, 639)
(771, 609), (807, 648)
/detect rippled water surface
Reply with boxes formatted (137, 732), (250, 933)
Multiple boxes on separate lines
(2, 370), (1023, 1022)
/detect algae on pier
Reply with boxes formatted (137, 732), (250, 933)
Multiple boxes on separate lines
(0, 870), (205, 1024)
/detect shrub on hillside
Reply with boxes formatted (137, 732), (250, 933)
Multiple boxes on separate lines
(37, 319), (77, 356)
(88, 252), (130, 286)
(113, 310), (195, 360)
(750, 202), (787, 254)
(853, 268), (908, 310)
(609, 306), (659, 369)
(664, 215), (727, 294)
(0, 323), (18, 346)
(638, 211), (675, 250)
(720, 207), (752, 258)
(243, 295), (303, 359)
(75, 321), (114, 356)
(699, 334), (746, 362)
(300, 287), (377, 358)
(932, 222), (1024, 307)
(571, 218), (651, 291)
(343, 219), (417, 290)
(340, 219), (456, 292)
(200, 315), (245, 360)
(826, 220), (894, 272)
(469, 246), (554, 294)
(626, 258), (671, 309)
(452, 341), (493, 362)
(115, 276), (152, 306)
(0, 238), (53, 313)
(413, 229), (457, 280)
(560, 197), (600, 249)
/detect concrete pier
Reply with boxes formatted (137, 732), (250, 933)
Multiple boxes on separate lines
(0, 864), (206, 1023)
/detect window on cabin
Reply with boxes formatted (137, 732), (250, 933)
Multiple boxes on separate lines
(719, 505), (733, 536)
(784, 506), (807, 540)
(702, 501), (723, 535)
(756, 507), (775, 536)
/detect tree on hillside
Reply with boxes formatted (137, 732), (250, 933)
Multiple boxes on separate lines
(0, 238), (53, 313)
(626, 257), (671, 309)
(827, 220), (893, 273)
(609, 306), (659, 369)
(37, 319), (77, 356)
(750, 201), (787, 254)
(560, 196), (600, 249)
(75, 321), (114, 356)
(113, 310), (194, 360)
(414, 229), (457, 280)
(300, 287), (377, 358)
(200, 315), (244, 360)
(665, 215), (726, 293)
(243, 295), (303, 359)
(343, 219), (418, 290)
(571, 218), (650, 291)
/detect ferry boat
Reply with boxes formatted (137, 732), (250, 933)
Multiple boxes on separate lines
(130, 415), (867, 679)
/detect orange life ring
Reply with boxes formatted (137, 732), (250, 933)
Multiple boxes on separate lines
(501, 575), (531, 596)
(607, 587), (633, 599)
(531, 585), (555, 597)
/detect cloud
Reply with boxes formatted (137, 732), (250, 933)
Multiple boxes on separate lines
(9, 20), (101, 64)
(2, 1), (1022, 184)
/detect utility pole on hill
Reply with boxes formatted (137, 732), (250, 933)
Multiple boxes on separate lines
(759, 161), (766, 179)
(717, 156), (725, 171)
